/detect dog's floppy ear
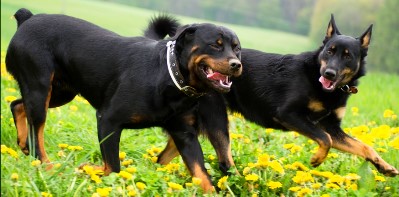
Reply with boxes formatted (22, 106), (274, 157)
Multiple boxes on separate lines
(326, 14), (341, 39)
(171, 24), (198, 41)
(358, 24), (373, 48)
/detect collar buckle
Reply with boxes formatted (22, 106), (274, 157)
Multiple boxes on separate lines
(340, 85), (358, 94)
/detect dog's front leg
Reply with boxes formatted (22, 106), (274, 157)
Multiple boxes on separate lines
(165, 118), (214, 193)
(96, 112), (122, 175)
(319, 114), (399, 177)
(198, 93), (237, 175)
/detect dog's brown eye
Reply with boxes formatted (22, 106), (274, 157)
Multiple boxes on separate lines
(344, 54), (351, 60)
(327, 50), (333, 55)
(210, 44), (222, 51)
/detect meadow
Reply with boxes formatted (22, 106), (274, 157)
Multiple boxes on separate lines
(1, 0), (399, 196)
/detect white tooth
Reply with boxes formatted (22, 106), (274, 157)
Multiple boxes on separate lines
(207, 67), (213, 74)
(226, 76), (229, 83)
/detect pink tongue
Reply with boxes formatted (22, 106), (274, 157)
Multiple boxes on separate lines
(319, 76), (333, 89)
(207, 72), (227, 80)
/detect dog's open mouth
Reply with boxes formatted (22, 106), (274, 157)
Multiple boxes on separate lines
(203, 66), (232, 91)
(319, 76), (339, 92)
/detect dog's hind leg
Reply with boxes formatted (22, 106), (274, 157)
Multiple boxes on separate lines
(21, 72), (55, 164)
(157, 136), (180, 165)
(10, 99), (29, 155)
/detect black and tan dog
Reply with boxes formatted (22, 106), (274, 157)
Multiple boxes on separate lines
(145, 15), (399, 177)
(6, 8), (242, 191)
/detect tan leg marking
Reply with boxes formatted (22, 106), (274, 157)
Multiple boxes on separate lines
(192, 163), (214, 193)
(310, 132), (332, 167)
(14, 103), (29, 154)
(333, 136), (398, 176)
(158, 137), (179, 165)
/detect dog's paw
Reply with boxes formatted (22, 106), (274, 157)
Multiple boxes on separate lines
(380, 165), (399, 177)
(310, 155), (325, 167)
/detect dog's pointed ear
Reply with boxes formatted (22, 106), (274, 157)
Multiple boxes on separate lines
(326, 14), (341, 38)
(358, 24), (373, 48)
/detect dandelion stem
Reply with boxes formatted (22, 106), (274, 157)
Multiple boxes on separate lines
(73, 179), (87, 197)
(226, 185), (236, 197)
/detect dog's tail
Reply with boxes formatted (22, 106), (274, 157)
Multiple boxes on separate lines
(14, 8), (33, 28)
(144, 14), (180, 40)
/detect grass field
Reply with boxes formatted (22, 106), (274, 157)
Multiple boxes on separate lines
(1, 0), (399, 196)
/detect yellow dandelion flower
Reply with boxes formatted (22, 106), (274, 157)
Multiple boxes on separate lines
(185, 182), (193, 187)
(54, 163), (62, 168)
(136, 182), (146, 190)
(265, 128), (274, 133)
(192, 177), (202, 185)
(151, 156), (158, 163)
(11, 173), (19, 180)
(164, 163), (180, 173)
(41, 192), (53, 197)
(68, 145), (83, 151)
(245, 173), (259, 182)
(326, 183), (340, 189)
(392, 114), (397, 120)
(231, 133), (244, 139)
(119, 152), (126, 161)
(268, 160), (284, 174)
(375, 175), (386, 182)
(6, 88), (16, 92)
(288, 186), (301, 192)
(311, 183), (322, 189)
(119, 170), (133, 179)
(344, 173), (361, 180)
(243, 167), (251, 175)
(328, 175), (345, 185)
(376, 148), (387, 153)
(267, 181), (282, 189)
(168, 182), (183, 190)
(91, 174), (102, 184)
(5, 96), (17, 102)
(388, 137), (399, 149)
(292, 161), (309, 171)
(127, 190), (136, 197)
(31, 160), (41, 167)
(297, 188), (312, 197)
(58, 143), (68, 149)
(1, 145), (8, 153)
(122, 159), (133, 167)
(7, 147), (18, 158)
(217, 176), (228, 190)
(96, 187), (112, 197)
(292, 171), (314, 184)
(256, 153), (270, 167)
(327, 153), (339, 158)
(126, 167), (137, 173)
(244, 138), (251, 143)
(385, 187), (391, 190)
(321, 194), (330, 197)
(208, 154), (216, 161)
(346, 183), (358, 190)
(383, 109), (395, 118)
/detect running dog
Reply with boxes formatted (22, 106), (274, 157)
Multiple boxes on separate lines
(145, 15), (398, 177)
(6, 9), (243, 191)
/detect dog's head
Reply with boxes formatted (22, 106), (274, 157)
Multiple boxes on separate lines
(318, 14), (372, 92)
(172, 23), (242, 93)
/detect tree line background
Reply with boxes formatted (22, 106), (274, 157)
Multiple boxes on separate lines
(98, 0), (397, 74)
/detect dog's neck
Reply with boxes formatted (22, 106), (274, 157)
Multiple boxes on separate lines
(166, 41), (204, 98)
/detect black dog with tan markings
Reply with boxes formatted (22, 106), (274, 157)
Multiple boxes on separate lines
(6, 8), (243, 191)
(145, 15), (398, 177)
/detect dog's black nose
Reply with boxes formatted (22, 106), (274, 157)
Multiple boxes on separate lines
(324, 68), (336, 79)
(229, 59), (241, 70)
